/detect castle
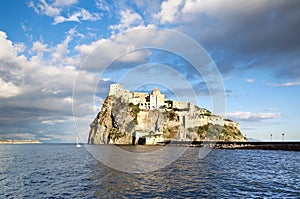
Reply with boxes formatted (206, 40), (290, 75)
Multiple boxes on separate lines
(108, 83), (240, 131)
(88, 84), (244, 145)
(109, 84), (191, 111)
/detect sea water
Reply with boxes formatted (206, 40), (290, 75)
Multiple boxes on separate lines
(0, 144), (299, 198)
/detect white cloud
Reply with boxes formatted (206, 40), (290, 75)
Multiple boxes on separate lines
(39, 137), (52, 141)
(0, 30), (99, 127)
(63, 97), (73, 104)
(269, 82), (300, 87)
(29, 0), (100, 25)
(79, 8), (101, 21)
(53, 15), (67, 24)
(157, 0), (300, 79)
(181, 0), (269, 19)
(154, 0), (184, 24)
(41, 118), (71, 125)
(29, 0), (61, 17)
(132, 0), (162, 15)
(74, 35), (149, 71)
(110, 9), (144, 33)
(13, 43), (26, 54)
(53, 0), (78, 7)
(0, 31), (27, 85)
(154, 0), (270, 25)
(32, 41), (48, 53)
(53, 8), (101, 24)
(68, 27), (85, 39)
(95, 0), (111, 12)
(0, 78), (21, 98)
(74, 38), (105, 54)
(75, 25), (217, 74)
(46, 28), (83, 65)
(0, 31), (26, 62)
(246, 78), (254, 83)
(226, 111), (281, 121)
(51, 35), (72, 63)
(100, 77), (111, 82)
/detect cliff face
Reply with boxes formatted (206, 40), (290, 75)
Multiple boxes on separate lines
(88, 95), (247, 144)
(88, 96), (135, 144)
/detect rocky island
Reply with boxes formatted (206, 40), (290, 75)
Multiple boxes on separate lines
(88, 84), (247, 145)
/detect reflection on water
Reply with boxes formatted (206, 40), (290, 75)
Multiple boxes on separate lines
(90, 147), (300, 198)
(0, 145), (299, 198)
(90, 149), (217, 198)
(86, 145), (190, 173)
(0, 144), (96, 198)
(116, 145), (165, 153)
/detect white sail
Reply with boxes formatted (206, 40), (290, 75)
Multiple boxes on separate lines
(76, 137), (81, 148)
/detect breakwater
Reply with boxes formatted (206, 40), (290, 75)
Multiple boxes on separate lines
(166, 141), (300, 151)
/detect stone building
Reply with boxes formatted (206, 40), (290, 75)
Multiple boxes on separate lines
(109, 84), (165, 110)
(107, 84), (240, 131)
(108, 84), (123, 96)
(149, 87), (165, 110)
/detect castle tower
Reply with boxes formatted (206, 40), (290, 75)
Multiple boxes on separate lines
(151, 87), (160, 96)
(150, 87), (165, 110)
(109, 84), (122, 96)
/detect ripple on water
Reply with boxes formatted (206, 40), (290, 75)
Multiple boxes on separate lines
(0, 145), (299, 198)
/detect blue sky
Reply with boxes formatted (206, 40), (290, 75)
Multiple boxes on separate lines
(0, 0), (299, 142)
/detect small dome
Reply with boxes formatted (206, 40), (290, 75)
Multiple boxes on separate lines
(151, 87), (160, 95)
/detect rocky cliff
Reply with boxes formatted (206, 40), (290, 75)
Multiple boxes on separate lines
(88, 95), (247, 144)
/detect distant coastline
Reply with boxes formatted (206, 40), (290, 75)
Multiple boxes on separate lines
(0, 139), (41, 144)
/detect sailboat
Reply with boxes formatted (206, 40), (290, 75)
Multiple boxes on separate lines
(76, 137), (81, 148)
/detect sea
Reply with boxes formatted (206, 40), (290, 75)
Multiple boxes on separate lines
(0, 144), (299, 198)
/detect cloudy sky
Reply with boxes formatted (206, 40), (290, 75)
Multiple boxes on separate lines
(0, 0), (299, 142)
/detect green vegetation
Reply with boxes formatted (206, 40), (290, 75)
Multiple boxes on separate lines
(186, 124), (227, 140)
(206, 125), (222, 139)
(191, 123), (245, 141)
(197, 124), (209, 134)
(194, 105), (200, 110)
(117, 132), (126, 138)
(109, 130), (127, 141)
(166, 109), (176, 121)
(129, 103), (140, 125)
(163, 125), (179, 138)
(203, 111), (211, 116)
(133, 117), (138, 125)
(196, 124), (210, 140)
(219, 125), (246, 141)
(149, 131), (155, 136)
(129, 103), (140, 113)
(160, 105), (167, 109)
(187, 127), (193, 132)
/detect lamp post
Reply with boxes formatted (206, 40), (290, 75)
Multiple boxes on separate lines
(270, 134), (272, 142)
(282, 133), (285, 142)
